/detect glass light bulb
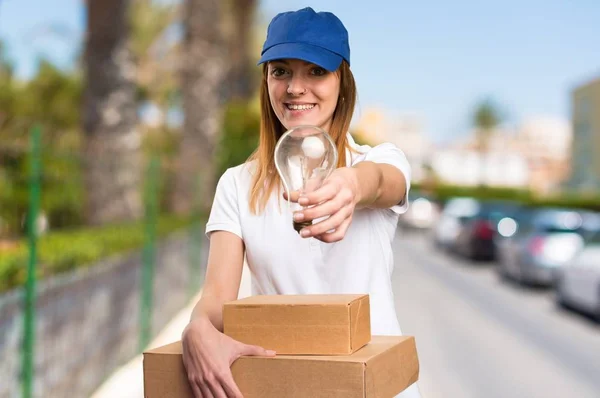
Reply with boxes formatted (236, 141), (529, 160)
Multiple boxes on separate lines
(274, 125), (338, 233)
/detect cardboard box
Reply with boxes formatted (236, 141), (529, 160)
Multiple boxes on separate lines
(143, 335), (419, 398)
(222, 294), (371, 355)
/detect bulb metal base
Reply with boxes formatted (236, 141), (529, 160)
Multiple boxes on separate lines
(293, 220), (312, 233)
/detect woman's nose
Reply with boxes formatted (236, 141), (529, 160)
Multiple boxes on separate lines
(287, 75), (307, 95)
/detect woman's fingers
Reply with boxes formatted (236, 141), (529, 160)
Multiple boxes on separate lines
(301, 205), (352, 238)
(200, 384), (214, 398)
(298, 180), (338, 207)
(295, 182), (354, 223)
(315, 216), (352, 243)
(190, 382), (205, 398)
(205, 377), (227, 398)
(219, 371), (244, 398)
(282, 190), (301, 202)
(295, 197), (341, 224)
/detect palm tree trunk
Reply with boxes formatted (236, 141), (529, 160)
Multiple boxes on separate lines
(83, 0), (142, 225)
(170, 0), (227, 214)
(226, 0), (257, 100)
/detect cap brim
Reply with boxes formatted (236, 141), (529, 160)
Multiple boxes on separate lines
(257, 42), (343, 72)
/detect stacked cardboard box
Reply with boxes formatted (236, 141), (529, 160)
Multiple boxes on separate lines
(143, 294), (419, 397)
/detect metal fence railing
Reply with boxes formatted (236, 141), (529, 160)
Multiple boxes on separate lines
(0, 125), (206, 397)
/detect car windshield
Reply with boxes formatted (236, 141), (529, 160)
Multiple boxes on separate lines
(442, 198), (480, 217)
(585, 232), (600, 245)
(534, 209), (600, 235)
(480, 202), (519, 215)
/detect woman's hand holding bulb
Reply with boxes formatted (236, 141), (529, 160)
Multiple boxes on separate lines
(283, 167), (360, 242)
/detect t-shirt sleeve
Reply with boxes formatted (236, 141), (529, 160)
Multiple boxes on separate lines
(205, 168), (243, 239)
(361, 142), (412, 215)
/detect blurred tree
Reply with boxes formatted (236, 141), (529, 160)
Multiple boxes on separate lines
(0, 41), (16, 133)
(209, 0), (262, 184)
(129, 0), (182, 212)
(420, 161), (440, 194)
(473, 98), (502, 152)
(224, 0), (258, 101)
(20, 61), (82, 135)
(472, 97), (504, 186)
(130, 0), (179, 110)
(170, 0), (227, 214)
(215, 100), (260, 179)
(82, 0), (142, 225)
(0, 60), (84, 238)
(0, 43), (19, 238)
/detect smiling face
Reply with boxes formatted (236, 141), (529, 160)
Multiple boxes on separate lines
(267, 59), (341, 132)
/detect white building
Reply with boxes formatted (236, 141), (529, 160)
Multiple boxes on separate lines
(429, 115), (571, 193)
(430, 148), (529, 187)
(353, 108), (433, 183)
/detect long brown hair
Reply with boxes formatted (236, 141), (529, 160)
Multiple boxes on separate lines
(247, 60), (357, 215)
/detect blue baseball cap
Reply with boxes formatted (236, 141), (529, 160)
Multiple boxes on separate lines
(258, 7), (350, 72)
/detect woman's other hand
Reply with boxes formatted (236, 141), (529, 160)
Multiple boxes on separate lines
(181, 317), (276, 398)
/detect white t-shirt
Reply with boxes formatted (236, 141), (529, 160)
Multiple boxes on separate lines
(207, 133), (411, 334)
(206, 134), (422, 398)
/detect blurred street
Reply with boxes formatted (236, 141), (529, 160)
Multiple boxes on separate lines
(394, 230), (600, 398)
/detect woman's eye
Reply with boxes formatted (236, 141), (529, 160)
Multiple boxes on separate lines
(271, 67), (287, 77)
(311, 67), (326, 76)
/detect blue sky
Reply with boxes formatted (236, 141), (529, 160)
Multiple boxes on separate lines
(1, 0), (599, 144)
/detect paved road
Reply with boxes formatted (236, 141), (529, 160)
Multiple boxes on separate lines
(392, 230), (600, 398)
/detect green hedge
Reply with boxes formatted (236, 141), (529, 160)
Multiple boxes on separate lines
(429, 184), (532, 203)
(0, 215), (196, 293)
(412, 183), (600, 211)
(527, 194), (600, 211)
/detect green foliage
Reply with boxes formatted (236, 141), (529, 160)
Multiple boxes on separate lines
(426, 184), (532, 203)
(473, 98), (503, 131)
(130, 0), (177, 59)
(471, 97), (505, 158)
(130, 0), (179, 105)
(0, 49), (17, 130)
(0, 214), (195, 293)
(0, 59), (84, 238)
(140, 124), (185, 212)
(413, 182), (600, 211)
(0, 250), (27, 293)
(0, 146), (85, 237)
(215, 100), (260, 178)
(20, 60), (83, 132)
(1, 0), (182, 236)
(528, 193), (600, 212)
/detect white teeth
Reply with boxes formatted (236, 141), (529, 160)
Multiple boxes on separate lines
(287, 104), (315, 110)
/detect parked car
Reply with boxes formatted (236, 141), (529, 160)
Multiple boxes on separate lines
(555, 232), (600, 320)
(398, 191), (440, 231)
(452, 200), (521, 261)
(495, 207), (600, 286)
(432, 197), (480, 250)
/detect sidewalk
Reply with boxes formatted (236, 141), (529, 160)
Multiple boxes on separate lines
(91, 264), (252, 398)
